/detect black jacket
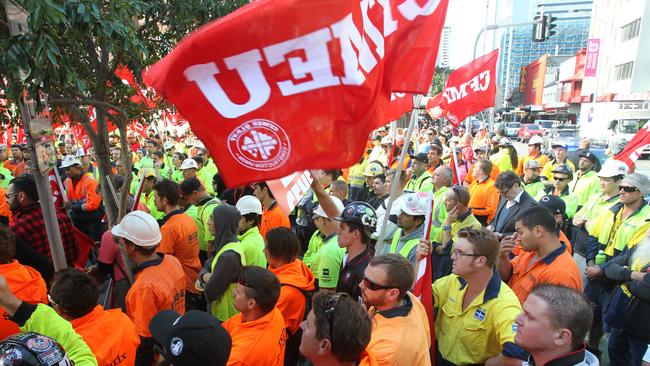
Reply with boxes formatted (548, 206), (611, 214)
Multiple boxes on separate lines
(604, 250), (650, 338)
(490, 190), (538, 236)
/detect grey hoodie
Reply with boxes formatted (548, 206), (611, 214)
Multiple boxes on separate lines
(202, 204), (243, 306)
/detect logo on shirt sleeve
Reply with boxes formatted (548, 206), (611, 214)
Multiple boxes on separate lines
(512, 323), (518, 333)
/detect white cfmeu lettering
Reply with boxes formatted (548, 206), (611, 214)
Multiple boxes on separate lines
(184, 0), (442, 117)
(443, 70), (491, 104)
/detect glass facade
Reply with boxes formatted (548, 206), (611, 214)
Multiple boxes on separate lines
(498, 0), (592, 106)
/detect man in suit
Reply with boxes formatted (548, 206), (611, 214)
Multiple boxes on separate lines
(488, 171), (537, 238)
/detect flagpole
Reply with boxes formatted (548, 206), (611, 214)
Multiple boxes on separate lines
(377, 95), (421, 244)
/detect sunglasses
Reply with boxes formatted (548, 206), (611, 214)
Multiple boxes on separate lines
(362, 277), (393, 291)
(324, 293), (348, 342)
(619, 185), (639, 193)
(553, 176), (568, 182)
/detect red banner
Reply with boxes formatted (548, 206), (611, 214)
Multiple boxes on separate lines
(131, 120), (148, 138)
(386, 93), (414, 122)
(426, 49), (498, 126)
(615, 123), (650, 169)
(266, 170), (313, 216)
(144, 0), (449, 187)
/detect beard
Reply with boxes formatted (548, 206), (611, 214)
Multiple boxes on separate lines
(631, 238), (650, 266)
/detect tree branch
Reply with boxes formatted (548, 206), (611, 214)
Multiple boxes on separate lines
(48, 98), (128, 118)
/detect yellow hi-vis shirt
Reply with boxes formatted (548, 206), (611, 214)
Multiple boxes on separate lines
(433, 270), (522, 365)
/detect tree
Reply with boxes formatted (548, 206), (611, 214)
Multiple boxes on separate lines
(0, 0), (247, 225)
(430, 66), (454, 95)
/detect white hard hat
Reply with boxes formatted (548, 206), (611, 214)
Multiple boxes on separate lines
(111, 211), (162, 247)
(528, 135), (543, 145)
(60, 155), (82, 168)
(313, 196), (345, 219)
(194, 141), (205, 149)
(180, 158), (198, 170)
(380, 136), (393, 145)
(598, 159), (628, 178)
(163, 141), (175, 150)
(400, 192), (429, 216)
(236, 195), (263, 215)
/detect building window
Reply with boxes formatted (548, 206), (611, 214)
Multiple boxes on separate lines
(621, 18), (641, 41)
(614, 62), (634, 80)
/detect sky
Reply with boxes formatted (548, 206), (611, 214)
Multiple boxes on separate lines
(445, 0), (514, 68)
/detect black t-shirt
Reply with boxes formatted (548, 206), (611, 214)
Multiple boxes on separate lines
(336, 246), (374, 302)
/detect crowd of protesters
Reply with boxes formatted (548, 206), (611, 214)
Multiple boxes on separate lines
(0, 122), (648, 366)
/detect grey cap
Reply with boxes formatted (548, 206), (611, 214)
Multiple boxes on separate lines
(621, 173), (650, 196)
(525, 160), (541, 169)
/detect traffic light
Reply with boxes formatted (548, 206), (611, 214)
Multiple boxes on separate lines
(532, 15), (544, 42)
(544, 15), (558, 39)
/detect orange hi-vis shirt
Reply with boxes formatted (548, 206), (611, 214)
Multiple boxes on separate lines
(269, 259), (315, 335)
(359, 350), (380, 366)
(367, 292), (432, 366)
(70, 305), (140, 366)
(464, 163), (501, 185)
(223, 307), (287, 366)
(158, 210), (201, 294)
(0, 186), (11, 222)
(0, 260), (47, 339)
(126, 254), (186, 337)
(260, 201), (290, 239)
(468, 177), (499, 223)
(3, 159), (19, 173)
(64, 173), (102, 211)
(508, 243), (582, 304)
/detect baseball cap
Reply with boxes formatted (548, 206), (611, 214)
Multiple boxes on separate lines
(400, 192), (428, 216)
(539, 195), (566, 215)
(164, 141), (175, 150)
(150, 310), (232, 366)
(598, 159), (628, 178)
(620, 173), (650, 196)
(524, 160), (541, 169)
(313, 196), (345, 219)
(409, 152), (429, 164)
(551, 142), (568, 149)
(180, 158), (198, 170)
(578, 151), (599, 165)
(499, 137), (513, 146)
(552, 164), (573, 176)
(60, 155), (82, 168)
(474, 145), (489, 153)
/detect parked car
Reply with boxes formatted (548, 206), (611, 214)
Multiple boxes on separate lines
(517, 124), (545, 142)
(504, 122), (522, 138)
(536, 120), (555, 134)
(544, 127), (581, 152)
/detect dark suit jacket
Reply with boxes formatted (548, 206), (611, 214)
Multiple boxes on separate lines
(490, 190), (538, 236)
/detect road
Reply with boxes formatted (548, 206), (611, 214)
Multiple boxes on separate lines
(513, 141), (650, 176)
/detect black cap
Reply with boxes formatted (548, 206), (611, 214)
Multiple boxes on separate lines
(539, 195), (566, 215)
(579, 151), (599, 165)
(150, 310), (232, 366)
(552, 164), (573, 176)
(409, 152), (429, 164)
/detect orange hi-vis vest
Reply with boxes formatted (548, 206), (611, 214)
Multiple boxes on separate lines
(0, 260), (47, 339)
(126, 254), (186, 337)
(70, 305), (140, 366)
(64, 173), (102, 211)
(158, 211), (201, 294)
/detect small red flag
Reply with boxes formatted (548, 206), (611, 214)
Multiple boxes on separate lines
(615, 123), (650, 169)
(427, 49), (499, 127)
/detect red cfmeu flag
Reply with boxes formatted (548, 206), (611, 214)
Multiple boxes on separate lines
(143, 0), (449, 187)
(615, 123), (650, 169)
(385, 93), (414, 122)
(426, 49), (499, 127)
